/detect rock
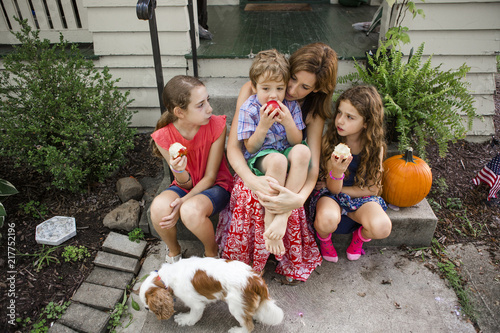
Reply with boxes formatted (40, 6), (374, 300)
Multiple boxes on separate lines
(116, 177), (144, 203)
(103, 200), (141, 232)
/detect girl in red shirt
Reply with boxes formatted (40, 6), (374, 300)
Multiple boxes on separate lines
(150, 75), (233, 263)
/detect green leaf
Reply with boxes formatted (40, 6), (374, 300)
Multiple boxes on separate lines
(0, 179), (19, 196)
(131, 296), (140, 311)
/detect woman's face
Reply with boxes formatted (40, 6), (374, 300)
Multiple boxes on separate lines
(286, 70), (317, 101)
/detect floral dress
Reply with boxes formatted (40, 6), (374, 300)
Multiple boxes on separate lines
(216, 175), (322, 282)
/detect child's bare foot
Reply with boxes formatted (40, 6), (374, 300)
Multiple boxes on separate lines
(265, 238), (285, 256)
(263, 213), (288, 240)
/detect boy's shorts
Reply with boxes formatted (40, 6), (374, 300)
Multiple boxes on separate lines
(247, 141), (309, 176)
(165, 185), (230, 217)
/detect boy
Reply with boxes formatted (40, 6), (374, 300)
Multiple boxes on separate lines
(237, 49), (311, 257)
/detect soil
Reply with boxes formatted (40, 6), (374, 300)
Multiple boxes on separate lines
(1, 75), (499, 332)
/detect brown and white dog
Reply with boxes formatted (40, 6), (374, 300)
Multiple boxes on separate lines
(138, 257), (284, 333)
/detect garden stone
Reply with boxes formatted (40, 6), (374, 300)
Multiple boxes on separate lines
(103, 200), (141, 232)
(116, 176), (144, 203)
(35, 216), (76, 245)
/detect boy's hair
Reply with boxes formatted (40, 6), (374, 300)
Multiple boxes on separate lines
(249, 49), (290, 88)
(151, 75), (205, 157)
(321, 85), (386, 192)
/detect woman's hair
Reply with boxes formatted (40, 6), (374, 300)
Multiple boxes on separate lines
(249, 49), (290, 88)
(151, 75), (205, 157)
(321, 85), (386, 190)
(289, 42), (338, 120)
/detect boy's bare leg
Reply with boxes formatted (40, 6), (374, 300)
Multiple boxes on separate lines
(264, 210), (285, 255)
(264, 145), (310, 240)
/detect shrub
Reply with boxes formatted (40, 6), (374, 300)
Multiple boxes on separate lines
(352, 43), (477, 158)
(0, 19), (136, 192)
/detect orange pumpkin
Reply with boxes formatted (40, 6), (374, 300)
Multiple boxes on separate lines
(382, 148), (432, 207)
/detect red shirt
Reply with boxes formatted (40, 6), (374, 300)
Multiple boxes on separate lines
(151, 115), (233, 193)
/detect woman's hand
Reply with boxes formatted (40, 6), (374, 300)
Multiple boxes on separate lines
(256, 180), (304, 214)
(245, 175), (279, 196)
(159, 197), (183, 229)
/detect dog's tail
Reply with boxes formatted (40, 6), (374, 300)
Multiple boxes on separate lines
(255, 298), (284, 326)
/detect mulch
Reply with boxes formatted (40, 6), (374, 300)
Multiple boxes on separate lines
(0, 75), (499, 332)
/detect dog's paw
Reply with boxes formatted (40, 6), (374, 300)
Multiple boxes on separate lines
(174, 313), (199, 326)
(228, 327), (248, 333)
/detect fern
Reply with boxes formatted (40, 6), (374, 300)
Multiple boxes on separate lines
(353, 43), (478, 159)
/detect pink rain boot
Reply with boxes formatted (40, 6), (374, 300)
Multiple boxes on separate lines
(346, 227), (371, 261)
(316, 232), (338, 262)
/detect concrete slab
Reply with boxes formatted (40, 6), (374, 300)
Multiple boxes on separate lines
(124, 243), (476, 333)
(71, 282), (124, 311)
(447, 243), (500, 332)
(47, 322), (78, 333)
(93, 251), (141, 274)
(85, 266), (135, 290)
(58, 303), (109, 333)
(101, 231), (147, 259)
(333, 199), (438, 248)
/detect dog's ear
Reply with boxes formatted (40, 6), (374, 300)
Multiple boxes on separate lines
(146, 287), (175, 320)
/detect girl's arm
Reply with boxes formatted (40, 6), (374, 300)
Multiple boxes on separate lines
(227, 81), (277, 194)
(180, 125), (227, 202)
(341, 147), (384, 198)
(325, 154), (353, 194)
(157, 144), (191, 188)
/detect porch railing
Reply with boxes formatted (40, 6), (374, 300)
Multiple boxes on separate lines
(0, 0), (92, 44)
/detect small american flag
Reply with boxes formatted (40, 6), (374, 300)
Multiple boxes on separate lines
(472, 153), (500, 201)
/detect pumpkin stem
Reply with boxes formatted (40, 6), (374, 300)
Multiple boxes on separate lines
(401, 147), (416, 164)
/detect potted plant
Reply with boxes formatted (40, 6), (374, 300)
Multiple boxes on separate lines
(350, 42), (477, 159)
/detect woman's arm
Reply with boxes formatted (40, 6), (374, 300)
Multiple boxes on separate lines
(227, 81), (276, 194)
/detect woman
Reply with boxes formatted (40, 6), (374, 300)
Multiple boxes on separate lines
(216, 43), (338, 283)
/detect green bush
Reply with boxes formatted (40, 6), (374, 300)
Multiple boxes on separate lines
(352, 43), (477, 159)
(0, 19), (136, 192)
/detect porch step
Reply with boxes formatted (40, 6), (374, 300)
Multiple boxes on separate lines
(145, 164), (438, 248)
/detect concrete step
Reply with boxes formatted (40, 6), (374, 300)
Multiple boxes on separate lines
(145, 166), (437, 248)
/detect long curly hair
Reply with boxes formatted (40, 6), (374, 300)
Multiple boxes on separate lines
(289, 42), (338, 120)
(151, 75), (205, 157)
(321, 85), (386, 191)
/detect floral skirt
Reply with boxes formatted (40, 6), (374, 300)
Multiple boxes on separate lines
(307, 187), (388, 226)
(216, 175), (322, 282)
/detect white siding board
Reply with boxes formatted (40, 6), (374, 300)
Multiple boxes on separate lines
(92, 32), (191, 56)
(108, 67), (186, 88)
(83, 0), (187, 7)
(466, 73), (495, 95)
(95, 55), (187, 68)
(131, 108), (162, 127)
(418, 55), (497, 73)
(402, 3), (500, 30)
(86, 7), (189, 32)
(402, 30), (499, 56)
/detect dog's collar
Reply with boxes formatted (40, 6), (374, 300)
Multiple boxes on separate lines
(154, 271), (168, 289)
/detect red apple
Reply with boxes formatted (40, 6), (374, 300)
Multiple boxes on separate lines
(266, 100), (280, 118)
(178, 147), (187, 157)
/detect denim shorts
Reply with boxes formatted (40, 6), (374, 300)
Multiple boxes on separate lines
(165, 185), (230, 217)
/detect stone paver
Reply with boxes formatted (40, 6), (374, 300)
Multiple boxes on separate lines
(101, 231), (147, 259)
(58, 303), (109, 333)
(85, 266), (135, 290)
(47, 322), (78, 333)
(71, 282), (124, 311)
(93, 251), (141, 274)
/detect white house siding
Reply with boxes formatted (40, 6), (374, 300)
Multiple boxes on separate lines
(381, 0), (499, 141)
(83, 0), (196, 128)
